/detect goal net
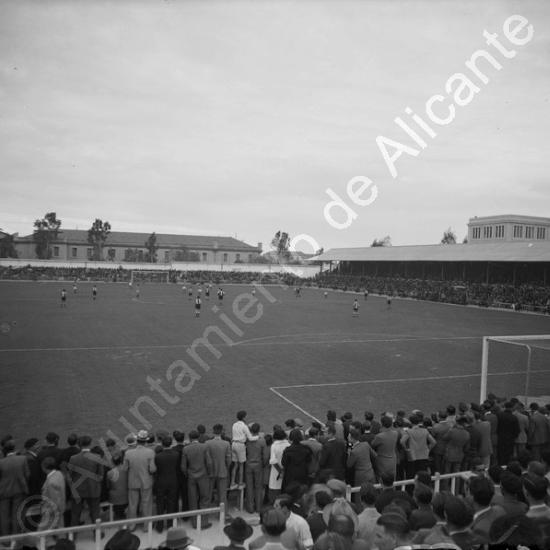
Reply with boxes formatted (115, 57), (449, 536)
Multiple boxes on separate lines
(480, 334), (550, 405)
(130, 270), (170, 284)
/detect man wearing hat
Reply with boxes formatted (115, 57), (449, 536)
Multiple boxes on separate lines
(163, 527), (199, 550)
(104, 529), (140, 550)
(214, 516), (253, 550)
(124, 429), (157, 529)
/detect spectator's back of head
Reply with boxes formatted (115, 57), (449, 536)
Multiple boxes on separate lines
(261, 508), (287, 537)
(469, 476), (494, 507)
(67, 433), (78, 446)
(315, 491), (333, 510)
(328, 514), (354, 539)
(188, 430), (199, 441)
(444, 496), (473, 529)
(360, 483), (378, 506)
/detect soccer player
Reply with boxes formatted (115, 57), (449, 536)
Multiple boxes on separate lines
(205, 286), (210, 299)
(353, 299), (359, 317)
(387, 294), (392, 309)
(217, 287), (224, 304)
(188, 287), (193, 301)
(60, 288), (67, 308)
(364, 289), (369, 300)
(324, 291), (328, 299)
(194, 296), (201, 317)
(135, 284), (140, 299)
(72, 282), (77, 294)
(251, 286), (256, 296)
(92, 285), (97, 301)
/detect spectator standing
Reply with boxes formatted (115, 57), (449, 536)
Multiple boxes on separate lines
(347, 428), (376, 493)
(371, 416), (398, 480)
(181, 430), (212, 528)
(37, 457), (65, 532)
(124, 430), (157, 529)
(172, 430), (188, 512)
(268, 429), (290, 504)
(67, 435), (103, 527)
(245, 423), (267, 514)
(106, 453), (128, 520)
(281, 429), (312, 491)
(205, 424), (231, 510)
(301, 428), (323, 481)
(230, 411), (253, 490)
(400, 414), (435, 479)
(496, 402), (520, 465)
(0, 440), (29, 536)
(528, 403), (550, 461)
(319, 425), (347, 481)
(154, 435), (180, 532)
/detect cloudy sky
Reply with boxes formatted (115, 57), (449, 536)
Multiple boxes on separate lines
(1, 0), (549, 252)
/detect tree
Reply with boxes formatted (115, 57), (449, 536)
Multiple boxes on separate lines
(144, 232), (158, 263)
(33, 212), (61, 259)
(87, 219), (111, 261)
(441, 227), (457, 244)
(271, 230), (291, 260)
(0, 233), (18, 258)
(371, 235), (392, 247)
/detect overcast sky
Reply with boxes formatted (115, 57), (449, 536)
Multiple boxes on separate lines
(1, 0), (549, 252)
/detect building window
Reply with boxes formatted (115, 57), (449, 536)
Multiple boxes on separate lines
(513, 225), (523, 239)
(536, 227), (546, 240)
(223, 253), (228, 262)
(495, 225), (504, 239)
(202, 252), (207, 262)
(248, 254), (252, 263)
(235, 253), (241, 262)
(53, 246), (59, 257)
(472, 227), (481, 239)
(483, 226), (492, 239)
(164, 250), (169, 262)
(71, 247), (77, 258)
(87, 247), (93, 260)
(525, 226), (534, 239)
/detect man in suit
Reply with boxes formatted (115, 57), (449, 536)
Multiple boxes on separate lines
(67, 435), (103, 526)
(469, 475), (505, 544)
(172, 430), (188, 512)
(528, 403), (550, 461)
(347, 428), (376, 492)
(205, 424), (231, 509)
(154, 435), (180, 533)
(124, 430), (157, 528)
(319, 424), (347, 480)
(371, 416), (398, 480)
(181, 430), (212, 528)
(0, 440), (29, 536)
(37, 457), (66, 532)
(37, 432), (63, 487)
(245, 423), (268, 514)
(497, 402), (520, 465)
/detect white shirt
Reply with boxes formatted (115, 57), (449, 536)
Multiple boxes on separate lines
(286, 512), (313, 549)
(232, 420), (253, 443)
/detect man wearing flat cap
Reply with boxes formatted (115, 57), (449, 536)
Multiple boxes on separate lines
(124, 429), (157, 528)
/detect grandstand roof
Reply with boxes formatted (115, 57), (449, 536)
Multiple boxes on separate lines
(315, 242), (550, 263)
(17, 229), (260, 251)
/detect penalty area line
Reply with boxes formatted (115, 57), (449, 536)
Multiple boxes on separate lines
(269, 387), (324, 425)
(272, 370), (549, 390)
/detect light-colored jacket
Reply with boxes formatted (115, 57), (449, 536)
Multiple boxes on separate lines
(124, 445), (156, 490)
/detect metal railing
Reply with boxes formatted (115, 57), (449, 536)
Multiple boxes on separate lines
(346, 470), (474, 500)
(0, 504), (225, 550)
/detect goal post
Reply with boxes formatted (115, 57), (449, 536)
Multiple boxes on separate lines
(130, 270), (170, 284)
(480, 334), (550, 404)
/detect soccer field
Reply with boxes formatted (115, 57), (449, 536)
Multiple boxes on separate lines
(1, 281), (549, 444)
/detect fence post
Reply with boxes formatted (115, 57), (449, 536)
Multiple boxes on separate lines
(433, 472), (441, 493)
(346, 485), (352, 502)
(219, 503), (226, 535)
(95, 518), (102, 550)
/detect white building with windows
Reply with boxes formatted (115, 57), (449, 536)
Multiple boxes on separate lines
(467, 215), (549, 244)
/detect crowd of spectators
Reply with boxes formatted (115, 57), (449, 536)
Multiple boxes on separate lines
(1, 395), (550, 549)
(314, 274), (550, 312)
(0, 266), (296, 287)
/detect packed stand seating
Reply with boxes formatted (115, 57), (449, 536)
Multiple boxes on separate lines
(314, 273), (550, 312)
(1, 395), (550, 549)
